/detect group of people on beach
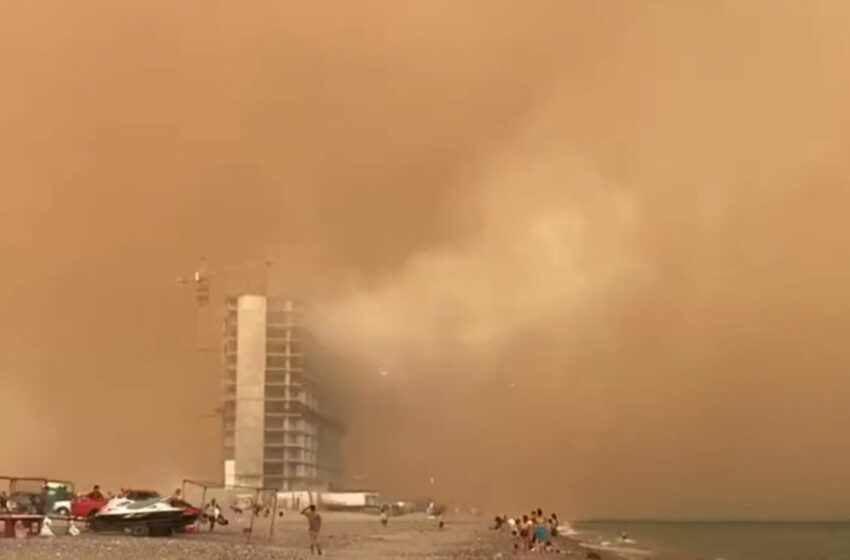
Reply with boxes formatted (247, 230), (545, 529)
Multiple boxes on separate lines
(189, 488), (286, 533)
(197, 494), (323, 557)
(494, 508), (562, 553)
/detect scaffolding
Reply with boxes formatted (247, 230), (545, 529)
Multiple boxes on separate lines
(222, 297), (344, 491)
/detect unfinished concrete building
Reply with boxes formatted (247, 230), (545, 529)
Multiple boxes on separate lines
(222, 295), (343, 490)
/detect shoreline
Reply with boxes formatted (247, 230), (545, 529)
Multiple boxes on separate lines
(0, 513), (632, 560)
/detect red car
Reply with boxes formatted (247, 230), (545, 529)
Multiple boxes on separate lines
(71, 489), (161, 519)
(71, 496), (105, 519)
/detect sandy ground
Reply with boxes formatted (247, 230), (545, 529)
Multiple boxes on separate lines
(0, 513), (624, 560)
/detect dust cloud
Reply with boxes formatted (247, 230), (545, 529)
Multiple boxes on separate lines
(2, 1), (850, 519)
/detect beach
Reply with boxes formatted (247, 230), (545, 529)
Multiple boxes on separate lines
(0, 513), (621, 560)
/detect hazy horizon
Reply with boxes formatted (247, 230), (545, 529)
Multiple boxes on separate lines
(2, 0), (850, 520)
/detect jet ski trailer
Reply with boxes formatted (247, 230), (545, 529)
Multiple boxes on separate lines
(90, 497), (198, 537)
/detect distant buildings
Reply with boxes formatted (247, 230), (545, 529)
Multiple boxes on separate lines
(222, 295), (343, 491)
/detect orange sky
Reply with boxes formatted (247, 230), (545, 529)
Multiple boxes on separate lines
(2, 1), (850, 518)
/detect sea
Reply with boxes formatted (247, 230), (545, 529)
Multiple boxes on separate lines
(571, 520), (850, 560)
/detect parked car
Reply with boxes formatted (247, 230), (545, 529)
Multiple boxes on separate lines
(46, 482), (75, 517)
(71, 495), (107, 519)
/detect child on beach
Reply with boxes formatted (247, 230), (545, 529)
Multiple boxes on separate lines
(549, 513), (560, 537)
(515, 515), (532, 551)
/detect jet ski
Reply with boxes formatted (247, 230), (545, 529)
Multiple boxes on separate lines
(90, 496), (199, 536)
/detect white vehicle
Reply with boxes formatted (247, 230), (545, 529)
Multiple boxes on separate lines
(52, 500), (72, 517)
(320, 491), (379, 511)
(47, 481), (74, 517)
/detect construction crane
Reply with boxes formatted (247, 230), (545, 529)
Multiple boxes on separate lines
(176, 256), (273, 349)
(176, 257), (274, 430)
(176, 256), (272, 304)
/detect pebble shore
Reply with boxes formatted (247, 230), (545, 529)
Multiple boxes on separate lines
(0, 514), (619, 560)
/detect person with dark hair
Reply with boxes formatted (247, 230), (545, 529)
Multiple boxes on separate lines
(533, 516), (551, 551)
(549, 512), (560, 537)
(204, 499), (229, 531)
(87, 485), (105, 501)
(301, 504), (323, 556)
(516, 514), (532, 551)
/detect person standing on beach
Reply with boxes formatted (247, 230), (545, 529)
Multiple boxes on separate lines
(204, 499), (221, 532)
(301, 504), (323, 556)
(533, 516), (551, 551)
(516, 515), (531, 551)
(87, 485), (105, 501)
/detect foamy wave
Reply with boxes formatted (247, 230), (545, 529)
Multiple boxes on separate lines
(559, 524), (580, 536)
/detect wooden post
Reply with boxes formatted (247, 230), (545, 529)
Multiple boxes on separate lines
(269, 492), (279, 542)
(199, 486), (208, 532)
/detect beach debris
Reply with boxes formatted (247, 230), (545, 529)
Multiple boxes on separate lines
(14, 520), (27, 538)
(39, 516), (55, 537)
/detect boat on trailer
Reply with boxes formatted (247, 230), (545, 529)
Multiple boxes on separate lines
(90, 496), (198, 537)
